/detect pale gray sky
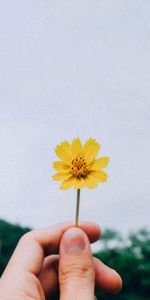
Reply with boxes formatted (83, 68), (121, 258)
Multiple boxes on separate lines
(0, 1), (150, 236)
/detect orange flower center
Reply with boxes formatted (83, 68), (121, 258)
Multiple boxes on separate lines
(71, 157), (89, 178)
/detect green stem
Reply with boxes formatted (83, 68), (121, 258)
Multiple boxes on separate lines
(75, 189), (81, 226)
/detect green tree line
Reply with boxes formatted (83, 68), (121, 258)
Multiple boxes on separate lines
(95, 228), (150, 299)
(0, 219), (149, 299)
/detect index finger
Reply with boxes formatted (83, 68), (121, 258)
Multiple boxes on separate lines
(3, 221), (100, 277)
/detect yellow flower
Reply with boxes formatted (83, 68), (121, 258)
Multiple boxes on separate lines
(52, 137), (109, 190)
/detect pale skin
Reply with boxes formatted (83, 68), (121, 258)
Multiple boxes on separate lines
(0, 221), (122, 300)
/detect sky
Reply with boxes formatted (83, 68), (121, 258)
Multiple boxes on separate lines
(0, 1), (150, 238)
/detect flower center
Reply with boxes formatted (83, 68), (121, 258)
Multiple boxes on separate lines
(71, 157), (88, 178)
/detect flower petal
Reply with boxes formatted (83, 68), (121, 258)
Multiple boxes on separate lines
(73, 178), (85, 189)
(90, 157), (109, 171)
(52, 171), (71, 181)
(60, 176), (74, 189)
(91, 170), (108, 182)
(83, 138), (100, 164)
(55, 141), (72, 163)
(53, 161), (69, 171)
(84, 175), (98, 189)
(71, 138), (83, 157)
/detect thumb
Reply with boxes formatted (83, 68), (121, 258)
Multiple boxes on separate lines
(59, 227), (95, 300)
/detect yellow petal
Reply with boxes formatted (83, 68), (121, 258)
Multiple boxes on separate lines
(91, 170), (108, 182)
(90, 157), (109, 171)
(55, 141), (72, 163)
(71, 138), (83, 157)
(60, 176), (74, 189)
(52, 171), (71, 181)
(83, 138), (100, 164)
(53, 161), (69, 171)
(73, 178), (85, 189)
(61, 140), (72, 153)
(84, 175), (98, 189)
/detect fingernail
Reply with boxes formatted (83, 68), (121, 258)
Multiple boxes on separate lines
(61, 228), (86, 254)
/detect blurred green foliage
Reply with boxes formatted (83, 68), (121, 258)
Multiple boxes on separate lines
(0, 219), (149, 299)
(95, 228), (150, 299)
(0, 219), (30, 275)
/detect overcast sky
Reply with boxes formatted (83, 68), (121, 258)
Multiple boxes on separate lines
(0, 1), (150, 237)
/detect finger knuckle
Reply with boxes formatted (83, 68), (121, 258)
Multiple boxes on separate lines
(60, 258), (94, 282)
(19, 231), (34, 245)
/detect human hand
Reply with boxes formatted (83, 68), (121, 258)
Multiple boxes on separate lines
(0, 221), (122, 300)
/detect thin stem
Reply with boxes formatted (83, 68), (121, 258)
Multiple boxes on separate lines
(75, 189), (81, 226)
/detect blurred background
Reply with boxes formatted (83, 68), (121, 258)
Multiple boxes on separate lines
(0, 1), (150, 299)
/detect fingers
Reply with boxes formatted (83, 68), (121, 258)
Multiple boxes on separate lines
(1, 220), (122, 300)
(38, 255), (59, 299)
(59, 227), (95, 300)
(34, 221), (101, 252)
(39, 256), (122, 297)
(94, 258), (122, 293)
(2, 221), (100, 277)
